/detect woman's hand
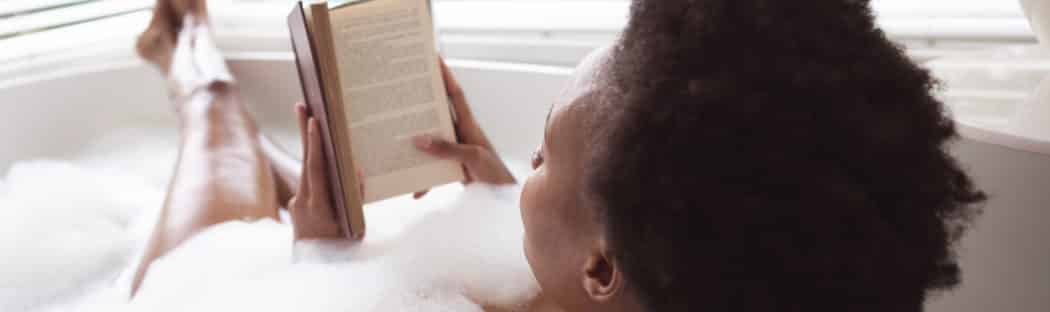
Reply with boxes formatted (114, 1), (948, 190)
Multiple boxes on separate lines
(288, 102), (345, 241)
(288, 59), (510, 236)
(410, 59), (516, 198)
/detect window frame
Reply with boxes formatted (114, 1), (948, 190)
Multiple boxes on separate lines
(0, 0), (1037, 71)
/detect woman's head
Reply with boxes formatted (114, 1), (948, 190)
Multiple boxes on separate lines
(519, 46), (643, 312)
(520, 0), (985, 311)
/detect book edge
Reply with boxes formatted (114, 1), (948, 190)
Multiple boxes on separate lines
(309, 2), (367, 239)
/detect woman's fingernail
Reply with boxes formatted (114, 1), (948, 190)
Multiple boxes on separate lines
(412, 135), (433, 149)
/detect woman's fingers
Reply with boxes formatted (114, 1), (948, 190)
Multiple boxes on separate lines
(306, 118), (330, 204)
(295, 114), (312, 199)
(438, 57), (496, 152)
(356, 169), (365, 198)
(439, 58), (466, 109)
(439, 58), (479, 126)
(295, 102), (309, 150)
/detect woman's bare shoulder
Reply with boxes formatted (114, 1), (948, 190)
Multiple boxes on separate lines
(484, 293), (564, 312)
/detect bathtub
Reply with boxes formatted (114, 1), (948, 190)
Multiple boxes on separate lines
(1, 20), (1048, 312)
(0, 55), (569, 170)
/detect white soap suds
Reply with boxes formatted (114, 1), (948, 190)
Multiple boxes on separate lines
(0, 161), (163, 311)
(1, 128), (539, 312)
(126, 184), (536, 312)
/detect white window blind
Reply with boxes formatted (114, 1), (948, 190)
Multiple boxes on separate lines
(0, 0), (1036, 67)
(0, 0), (151, 40)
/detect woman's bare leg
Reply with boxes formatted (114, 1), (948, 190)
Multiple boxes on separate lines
(130, 0), (281, 295)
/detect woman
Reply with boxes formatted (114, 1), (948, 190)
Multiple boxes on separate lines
(131, 0), (985, 311)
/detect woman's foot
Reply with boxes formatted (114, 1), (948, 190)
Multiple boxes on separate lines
(136, 0), (208, 75)
(137, 0), (238, 118)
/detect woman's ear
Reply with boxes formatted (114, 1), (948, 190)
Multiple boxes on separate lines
(581, 245), (625, 302)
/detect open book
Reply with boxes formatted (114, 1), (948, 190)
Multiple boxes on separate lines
(287, 0), (464, 239)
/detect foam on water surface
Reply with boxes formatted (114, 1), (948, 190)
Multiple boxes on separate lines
(0, 161), (161, 311)
(0, 128), (539, 312)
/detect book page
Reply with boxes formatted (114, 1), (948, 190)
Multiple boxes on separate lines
(329, 0), (463, 202)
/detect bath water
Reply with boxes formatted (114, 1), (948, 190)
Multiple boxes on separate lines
(0, 128), (539, 312)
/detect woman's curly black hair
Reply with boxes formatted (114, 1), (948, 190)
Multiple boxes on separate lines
(586, 0), (986, 311)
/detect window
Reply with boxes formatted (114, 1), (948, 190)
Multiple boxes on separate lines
(435, 0), (1033, 65)
(873, 0), (1028, 40)
(0, 0), (151, 40)
(0, 0), (1036, 68)
(873, 0), (1022, 17)
(871, 0), (1029, 62)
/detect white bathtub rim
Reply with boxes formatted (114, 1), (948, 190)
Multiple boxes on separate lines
(4, 42), (1042, 157)
(956, 119), (1050, 156)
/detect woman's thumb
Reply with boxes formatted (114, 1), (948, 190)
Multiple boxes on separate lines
(413, 135), (478, 163)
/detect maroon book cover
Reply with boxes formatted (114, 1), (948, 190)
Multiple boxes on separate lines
(287, 2), (356, 239)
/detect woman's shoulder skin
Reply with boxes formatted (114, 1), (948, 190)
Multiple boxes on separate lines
(484, 293), (565, 312)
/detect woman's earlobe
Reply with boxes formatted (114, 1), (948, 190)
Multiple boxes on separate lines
(581, 250), (625, 302)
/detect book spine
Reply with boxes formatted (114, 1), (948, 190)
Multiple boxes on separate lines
(310, 3), (366, 240)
